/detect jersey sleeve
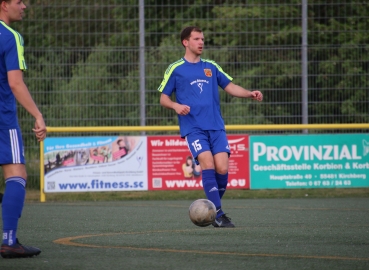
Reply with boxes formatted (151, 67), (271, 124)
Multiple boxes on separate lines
(212, 62), (233, 89)
(4, 32), (27, 71)
(157, 65), (176, 96)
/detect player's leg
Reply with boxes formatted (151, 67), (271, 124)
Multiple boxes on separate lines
(214, 152), (229, 199)
(186, 132), (222, 217)
(212, 152), (234, 226)
(0, 128), (41, 258)
(210, 130), (231, 199)
(196, 151), (223, 212)
(209, 130), (234, 228)
(2, 164), (27, 246)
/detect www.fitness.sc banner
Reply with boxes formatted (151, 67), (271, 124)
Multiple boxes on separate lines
(43, 136), (147, 192)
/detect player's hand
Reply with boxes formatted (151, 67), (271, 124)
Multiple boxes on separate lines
(33, 117), (47, 142)
(174, 103), (190, 115)
(250, 91), (263, 101)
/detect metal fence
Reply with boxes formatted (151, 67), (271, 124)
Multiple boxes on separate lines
(4, 0), (368, 185)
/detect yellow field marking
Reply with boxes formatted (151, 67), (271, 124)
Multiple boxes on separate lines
(54, 230), (369, 261)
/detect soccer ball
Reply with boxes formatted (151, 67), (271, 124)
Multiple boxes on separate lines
(188, 199), (216, 227)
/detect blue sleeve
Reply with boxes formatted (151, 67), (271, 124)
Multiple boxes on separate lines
(158, 59), (185, 96)
(161, 75), (176, 96)
(158, 66), (176, 96)
(4, 34), (26, 71)
(216, 67), (232, 89)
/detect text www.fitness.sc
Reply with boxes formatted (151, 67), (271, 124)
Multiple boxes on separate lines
(58, 179), (144, 190)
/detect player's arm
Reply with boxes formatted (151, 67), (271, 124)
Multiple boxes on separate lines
(8, 70), (47, 141)
(160, 93), (190, 115)
(224, 82), (263, 101)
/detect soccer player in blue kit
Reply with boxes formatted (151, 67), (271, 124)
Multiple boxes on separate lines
(158, 26), (263, 228)
(0, 0), (46, 258)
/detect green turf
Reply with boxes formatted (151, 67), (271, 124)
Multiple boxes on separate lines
(25, 188), (369, 203)
(1, 198), (369, 269)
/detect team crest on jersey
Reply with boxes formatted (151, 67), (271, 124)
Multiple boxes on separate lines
(204, 69), (212, 77)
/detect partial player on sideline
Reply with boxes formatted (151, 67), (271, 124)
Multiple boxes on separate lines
(158, 26), (263, 228)
(0, 0), (46, 259)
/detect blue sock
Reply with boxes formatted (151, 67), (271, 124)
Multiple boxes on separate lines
(2, 177), (26, 246)
(216, 172), (228, 199)
(201, 169), (224, 218)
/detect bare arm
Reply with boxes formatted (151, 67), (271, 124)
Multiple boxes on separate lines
(8, 70), (47, 141)
(160, 93), (190, 115)
(224, 82), (263, 101)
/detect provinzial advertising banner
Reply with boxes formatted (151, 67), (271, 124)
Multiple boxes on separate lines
(43, 136), (148, 192)
(250, 134), (369, 189)
(147, 135), (250, 190)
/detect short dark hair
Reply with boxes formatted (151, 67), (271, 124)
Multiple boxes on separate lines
(180, 26), (202, 47)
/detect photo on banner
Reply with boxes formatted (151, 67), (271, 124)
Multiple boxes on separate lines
(43, 136), (148, 192)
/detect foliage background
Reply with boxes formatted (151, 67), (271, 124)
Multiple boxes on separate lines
(3, 0), (369, 188)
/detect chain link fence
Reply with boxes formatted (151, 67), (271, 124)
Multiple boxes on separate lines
(3, 0), (367, 186)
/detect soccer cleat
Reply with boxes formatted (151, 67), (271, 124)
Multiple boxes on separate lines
(212, 214), (235, 228)
(1, 239), (41, 259)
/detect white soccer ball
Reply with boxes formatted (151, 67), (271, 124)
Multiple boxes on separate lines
(188, 199), (216, 227)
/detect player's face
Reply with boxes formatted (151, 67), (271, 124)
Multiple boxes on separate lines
(187, 158), (193, 165)
(6, 0), (26, 23)
(186, 31), (204, 56)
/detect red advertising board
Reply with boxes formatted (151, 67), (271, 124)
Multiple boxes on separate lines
(147, 135), (250, 190)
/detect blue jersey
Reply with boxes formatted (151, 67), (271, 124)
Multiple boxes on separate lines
(158, 58), (232, 137)
(0, 21), (27, 129)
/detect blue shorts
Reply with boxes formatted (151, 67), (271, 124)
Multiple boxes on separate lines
(185, 130), (230, 165)
(0, 128), (25, 165)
